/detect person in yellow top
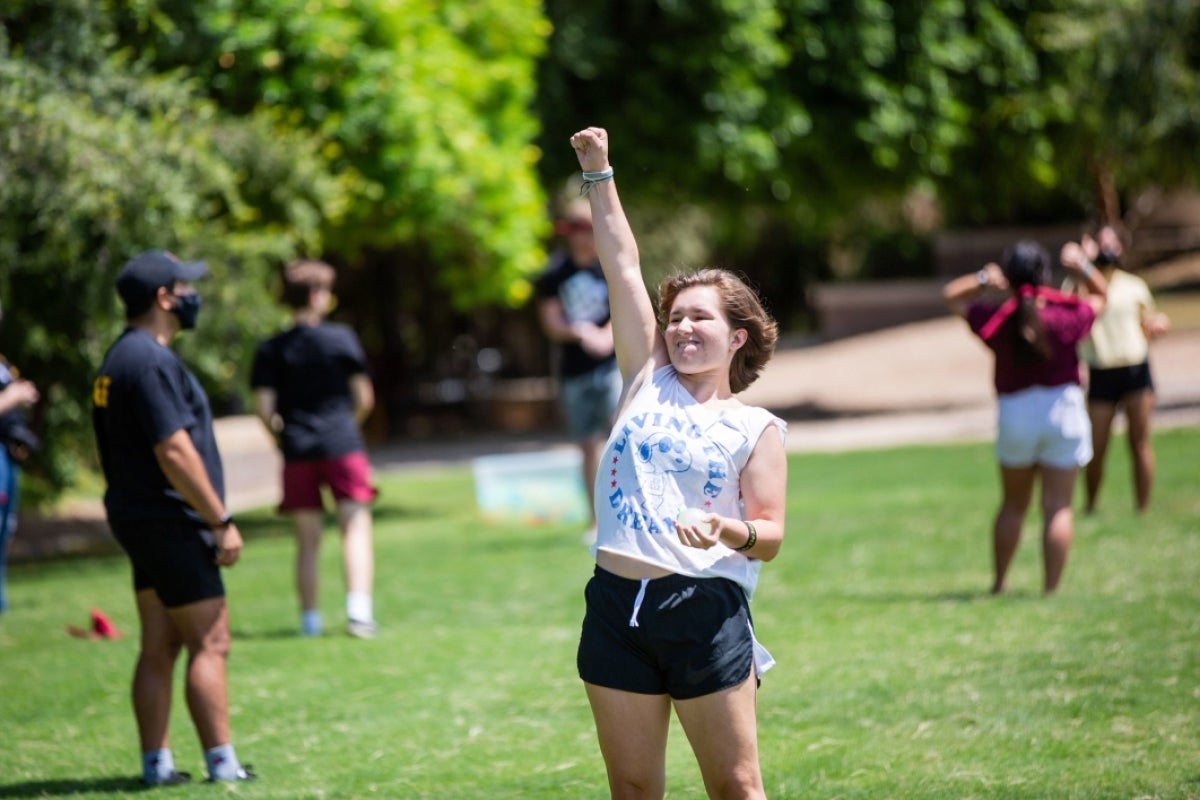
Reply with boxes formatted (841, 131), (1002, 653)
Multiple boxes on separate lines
(1065, 225), (1170, 514)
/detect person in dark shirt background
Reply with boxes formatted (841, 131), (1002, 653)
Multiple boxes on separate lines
(251, 260), (378, 639)
(534, 195), (621, 544)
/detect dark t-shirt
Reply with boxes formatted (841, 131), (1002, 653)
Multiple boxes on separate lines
(533, 251), (616, 378)
(250, 322), (369, 461)
(92, 327), (224, 524)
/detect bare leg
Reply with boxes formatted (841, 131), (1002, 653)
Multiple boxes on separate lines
(1084, 400), (1117, 513)
(1123, 389), (1156, 513)
(1039, 466), (1078, 594)
(336, 500), (374, 596)
(993, 465), (1036, 594)
(131, 589), (184, 752)
(585, 682), (671, 800)
(291, 509), (324, 613)
(166, 596), (233, 750)
(674, 671), (766, 800)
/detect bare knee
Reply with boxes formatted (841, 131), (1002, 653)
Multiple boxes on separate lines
(137, 640), (183, 672)
(196, 625), (231, 658)
(608, 774), (665, 800)
(706, 768), (766, 800)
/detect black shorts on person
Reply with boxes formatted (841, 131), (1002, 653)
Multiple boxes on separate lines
(577, 566), (755, 700)
(111, 519), (225, 608)
(1088, 361), (1154, 404)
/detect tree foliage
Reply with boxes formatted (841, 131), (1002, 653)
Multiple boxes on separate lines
(112, 0), (551, 310)
(0, 0), (344, 498)
(3, 0), (1199, 502)
(536, 0), (1200, 269)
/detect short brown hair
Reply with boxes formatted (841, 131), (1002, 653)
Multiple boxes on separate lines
(656, 269), (778, 393)
(281, 260), (336, 309)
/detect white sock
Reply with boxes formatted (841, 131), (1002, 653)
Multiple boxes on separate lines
(301, 609), (322, 636)
(141, 748), (175, 783)
(347, 591), (373, 623)
(204, 743), (242, 781)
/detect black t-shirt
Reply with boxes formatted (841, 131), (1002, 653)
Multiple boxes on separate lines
(533, 251), (616, 378)
(250, 322), (369, 461)
(92, 327), (225, 524)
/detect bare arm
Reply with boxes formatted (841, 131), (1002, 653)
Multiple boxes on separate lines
(154, 429), (242, 566)
(1059, 242), (1108, 316)
(253, 387), (281, 435)
(538, 297), (615, 359)
(674, 424), (788, 561)
(349, 373), (374, 425)
(0, 379), (38, 416)
(537, 296), (578, 344)
(943, 262), (1006, 318)
(569, 127), (666, 383)
(1140, 288), (1170, 339)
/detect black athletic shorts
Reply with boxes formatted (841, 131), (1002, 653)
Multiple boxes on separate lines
(577, 566), (755, 700)
(110, 518), (225, 608)
(1088, 361), (1154, 404)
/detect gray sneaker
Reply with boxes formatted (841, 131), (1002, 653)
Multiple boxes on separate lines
(141, 770), (191, 786)
(206, 765), (256, 783)
(347, 619), (377, 639)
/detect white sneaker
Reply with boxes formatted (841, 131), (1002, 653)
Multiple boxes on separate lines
(347, 619), (377, 639)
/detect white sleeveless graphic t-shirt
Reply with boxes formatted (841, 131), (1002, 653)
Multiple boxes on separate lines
(592, 365), (787, 599)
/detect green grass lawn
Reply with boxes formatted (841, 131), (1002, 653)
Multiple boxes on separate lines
(3, 428), (1198, 799)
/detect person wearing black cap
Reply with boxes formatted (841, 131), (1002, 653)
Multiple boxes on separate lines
(92, 250), (254, 785)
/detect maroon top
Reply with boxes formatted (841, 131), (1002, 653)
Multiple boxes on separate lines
(967, 290), (1096, 395)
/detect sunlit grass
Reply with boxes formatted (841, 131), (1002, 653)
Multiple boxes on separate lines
(2, 427), (1198, 798)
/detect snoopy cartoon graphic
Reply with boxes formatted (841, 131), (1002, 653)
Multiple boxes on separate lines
(636, 432), (692, 513)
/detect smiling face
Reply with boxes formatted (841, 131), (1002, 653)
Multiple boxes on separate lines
(664, 285), (746, 378)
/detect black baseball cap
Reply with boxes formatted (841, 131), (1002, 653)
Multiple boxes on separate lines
(116, 250), (208, 313)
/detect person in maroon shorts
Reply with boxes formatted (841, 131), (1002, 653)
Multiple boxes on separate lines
(251, 260), (379, 638)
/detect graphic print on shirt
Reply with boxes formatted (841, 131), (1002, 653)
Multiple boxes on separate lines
(604, 410), (747, 536)
(559, 270), (610, 325)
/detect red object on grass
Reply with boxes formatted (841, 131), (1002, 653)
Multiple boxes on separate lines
(90, 608), (120, 639)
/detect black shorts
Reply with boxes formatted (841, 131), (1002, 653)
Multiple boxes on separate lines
(577, 566), (755, 700)
(110, 518), (225, 608)
(1088, 361), (1154, 404)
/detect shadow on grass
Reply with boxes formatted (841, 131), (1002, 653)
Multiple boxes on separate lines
(0, 775), (146, 797)
(824, 588), (1044, 603)
(230, 625), (308, 640)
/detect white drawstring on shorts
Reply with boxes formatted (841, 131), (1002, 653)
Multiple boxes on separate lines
(629, 578), (649, 627)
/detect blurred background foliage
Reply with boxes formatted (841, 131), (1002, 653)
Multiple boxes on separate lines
(2, 0), (1198, 501)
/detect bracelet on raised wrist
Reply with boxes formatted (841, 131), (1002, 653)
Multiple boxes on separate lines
(580, 167), (614, 196)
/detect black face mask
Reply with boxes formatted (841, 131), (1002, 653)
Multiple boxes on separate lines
(171, 293), (202, 330)
(1095, 248), (1121, 266)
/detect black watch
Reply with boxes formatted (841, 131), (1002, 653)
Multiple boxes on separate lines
(216, 512), (235, 529)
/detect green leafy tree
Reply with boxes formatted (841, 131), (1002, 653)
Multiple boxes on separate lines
(537, 0), (1200, 293)
(0, 0), (345, 500)
(111, 0), (551, 310)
